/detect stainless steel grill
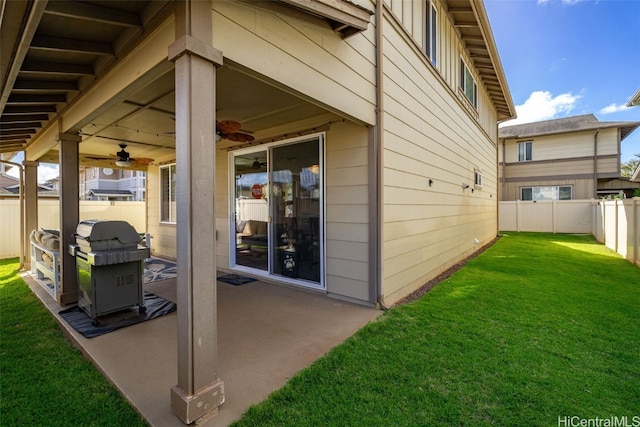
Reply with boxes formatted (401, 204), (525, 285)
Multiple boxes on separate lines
(68, 220), (150, 326)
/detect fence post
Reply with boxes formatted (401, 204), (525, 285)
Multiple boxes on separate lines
(552, 199), (557, 234)
(516, 199), (521, 232)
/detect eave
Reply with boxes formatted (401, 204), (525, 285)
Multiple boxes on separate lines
(446, 0), (516, 122)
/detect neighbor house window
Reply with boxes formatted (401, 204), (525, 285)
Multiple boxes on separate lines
(425, 0), (437, 66)
(160, 164), (177, 223)
(520, 186), (572, 201)
(474, 168), (483, 188)
(518, 141), (533, 162)
(460, 59), (477, 108)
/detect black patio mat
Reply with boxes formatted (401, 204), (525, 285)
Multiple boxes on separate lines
(217, 274), (257, 286)
(59, 291), (176, 339)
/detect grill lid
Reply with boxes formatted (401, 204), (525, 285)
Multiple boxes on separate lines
(75, 220), (142, 251)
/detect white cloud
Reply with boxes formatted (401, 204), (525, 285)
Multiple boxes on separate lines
(502, 90), (580, 126)
(38, 164), (59, 184)
(599, 103), (630, 115)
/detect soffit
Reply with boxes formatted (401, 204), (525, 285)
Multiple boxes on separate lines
(445, 0), (515, 121)
(276, 0), (372, 37)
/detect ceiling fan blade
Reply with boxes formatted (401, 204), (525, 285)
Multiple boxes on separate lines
(217, 120), (242, 134)
(226, 132), (255, 142)
(131, 157), (154, 166)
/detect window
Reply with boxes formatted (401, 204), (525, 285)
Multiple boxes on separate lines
(518, 141), (533, 162)
(474, 168), (482, 188)
(160, 164), (177, 223)
(460, 59), (477, 108)
(425, 0), (437, 66)
(520, 186), (572, 201)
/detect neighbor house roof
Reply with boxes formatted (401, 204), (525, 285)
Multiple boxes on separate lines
(499, 114), (640, 141)
(88, 189), (133, 197)
(632, 163), (640, 183)
(626, 88), (640, 107)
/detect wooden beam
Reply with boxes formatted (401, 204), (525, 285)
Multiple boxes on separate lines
(44, 1), (141, 28)
(21, 61), (94, 76)
(31, 35), (114, 55)
(13, 80), (79, 92)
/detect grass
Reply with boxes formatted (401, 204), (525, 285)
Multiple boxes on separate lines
(1, 233), (638, 426)
(0, 258), (147, 427)
(232, 233), (640, 426)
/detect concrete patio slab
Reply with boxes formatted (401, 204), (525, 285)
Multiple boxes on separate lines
(23, 273), (381, 426)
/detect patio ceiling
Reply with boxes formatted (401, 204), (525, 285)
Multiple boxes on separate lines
(0, 0), (338, 169)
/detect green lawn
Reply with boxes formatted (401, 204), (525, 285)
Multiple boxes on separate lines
(0, 258), (147, 427)
(2, 233), (639, 426)
(233, 233), (640, 426)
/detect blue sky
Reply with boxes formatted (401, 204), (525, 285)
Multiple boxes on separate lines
(485, 0), (640, 162)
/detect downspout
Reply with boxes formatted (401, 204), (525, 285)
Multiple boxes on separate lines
(374, 0), (388, 310)
(593, 129), (599, 198)
(0, 159), (25, 270)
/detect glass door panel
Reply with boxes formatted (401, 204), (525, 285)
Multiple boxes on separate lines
(234, 151), (269, 271)
(271, 140), (320, 283)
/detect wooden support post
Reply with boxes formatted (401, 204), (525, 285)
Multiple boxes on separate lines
(168, 0), (225, 424)
(24, 160), (39, 270)
(57, 133), (81, 305)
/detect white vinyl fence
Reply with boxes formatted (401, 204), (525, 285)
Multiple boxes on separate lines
(0, 199), (146, 259)
(499, 198), (640, 266)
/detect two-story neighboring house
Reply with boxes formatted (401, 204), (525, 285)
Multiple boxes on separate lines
(498, 114), (640, 201)
(80, 167), (146, 201)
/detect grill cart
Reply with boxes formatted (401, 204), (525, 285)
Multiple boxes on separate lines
(68, 220), (150, 326)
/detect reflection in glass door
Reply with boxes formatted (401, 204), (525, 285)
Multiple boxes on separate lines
(232, 137), (322, 287)
(271, 140), (321, 284)
(234, 150), (269, 271)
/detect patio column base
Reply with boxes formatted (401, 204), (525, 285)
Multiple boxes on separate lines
(171, 379), (225, 424)
(57, 290), (79, 306)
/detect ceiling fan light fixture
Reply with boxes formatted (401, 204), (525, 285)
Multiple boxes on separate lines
(115, 159), (131, 167)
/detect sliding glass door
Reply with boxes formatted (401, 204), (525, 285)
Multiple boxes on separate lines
(232, 136), (323, 288)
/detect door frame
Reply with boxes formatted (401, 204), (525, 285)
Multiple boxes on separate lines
(228, 133), (326, 290)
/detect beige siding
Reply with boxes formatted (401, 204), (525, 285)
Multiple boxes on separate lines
(325, 122), (370, 301)
(380, 10), (499, 305)
(212, 1), (376, 127)
(146, 164), (177, 258)
(503, 157), (619, 180)
(215, 149), (230, 270)
(503, 128), (619, 167)
(499, 127), (623, 201)
(384, 0), (498, 141)
(501, 178), (595, 201)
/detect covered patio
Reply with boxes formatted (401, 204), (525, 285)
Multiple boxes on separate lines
(3, 0), (377, 423)
(23, 271), (380, 426)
